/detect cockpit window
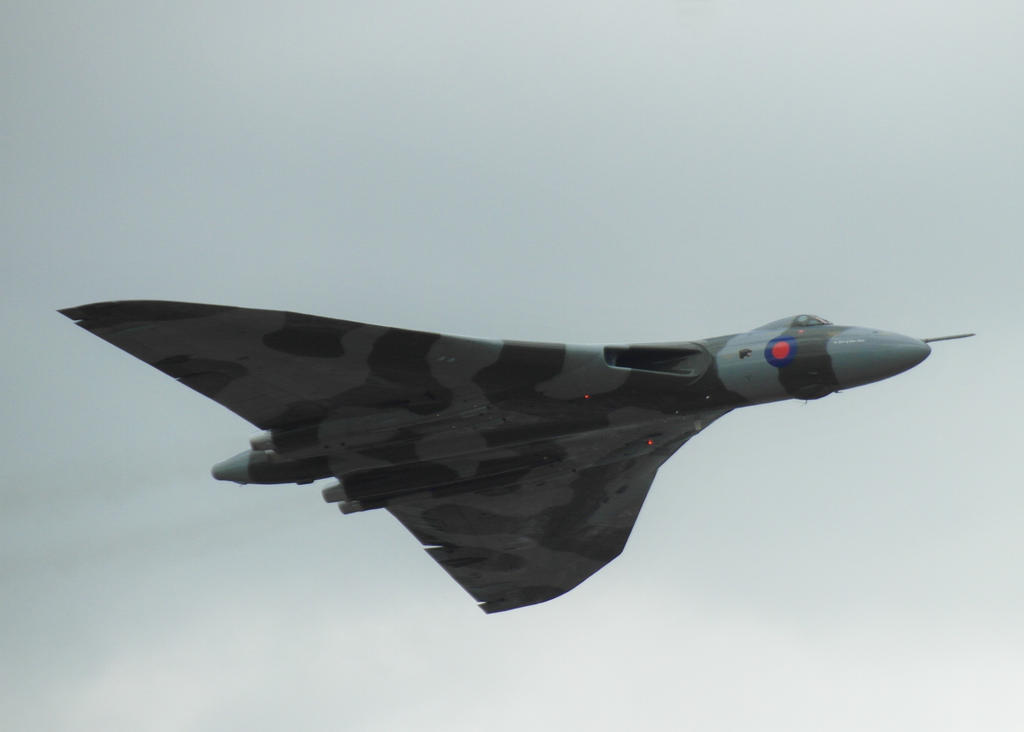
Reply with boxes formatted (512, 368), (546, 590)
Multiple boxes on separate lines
(792, 314), (831, 327)
(756, 314), (832, 330)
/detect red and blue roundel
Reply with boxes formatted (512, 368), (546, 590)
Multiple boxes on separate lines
(764, 336), (797, 367)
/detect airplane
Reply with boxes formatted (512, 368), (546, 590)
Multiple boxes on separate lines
(60, 302), (972, 613)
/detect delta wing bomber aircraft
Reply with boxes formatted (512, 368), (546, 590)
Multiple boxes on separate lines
(61, 302), (972, 613)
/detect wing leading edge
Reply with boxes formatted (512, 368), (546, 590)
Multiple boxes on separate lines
(60, 300), (505, 430)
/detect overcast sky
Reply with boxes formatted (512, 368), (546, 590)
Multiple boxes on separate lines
(2, 1), (1022, 729)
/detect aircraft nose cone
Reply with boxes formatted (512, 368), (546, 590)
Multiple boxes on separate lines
(829, 330), (930, 389)
(888, 334), (931, 372)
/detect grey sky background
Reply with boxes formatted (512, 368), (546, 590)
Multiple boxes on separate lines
(2, 1), (1021, 729)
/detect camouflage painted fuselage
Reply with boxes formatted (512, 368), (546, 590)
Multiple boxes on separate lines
(61, 303), (931, 612)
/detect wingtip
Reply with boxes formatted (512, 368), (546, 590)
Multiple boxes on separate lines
(58, 305), (87, 321)
(56, 300), (235, 329)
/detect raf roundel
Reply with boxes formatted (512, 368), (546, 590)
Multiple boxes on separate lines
(764, 336), (797, 367)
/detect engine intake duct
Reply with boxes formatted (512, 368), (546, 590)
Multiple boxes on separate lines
(603, 343), (710, 379)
